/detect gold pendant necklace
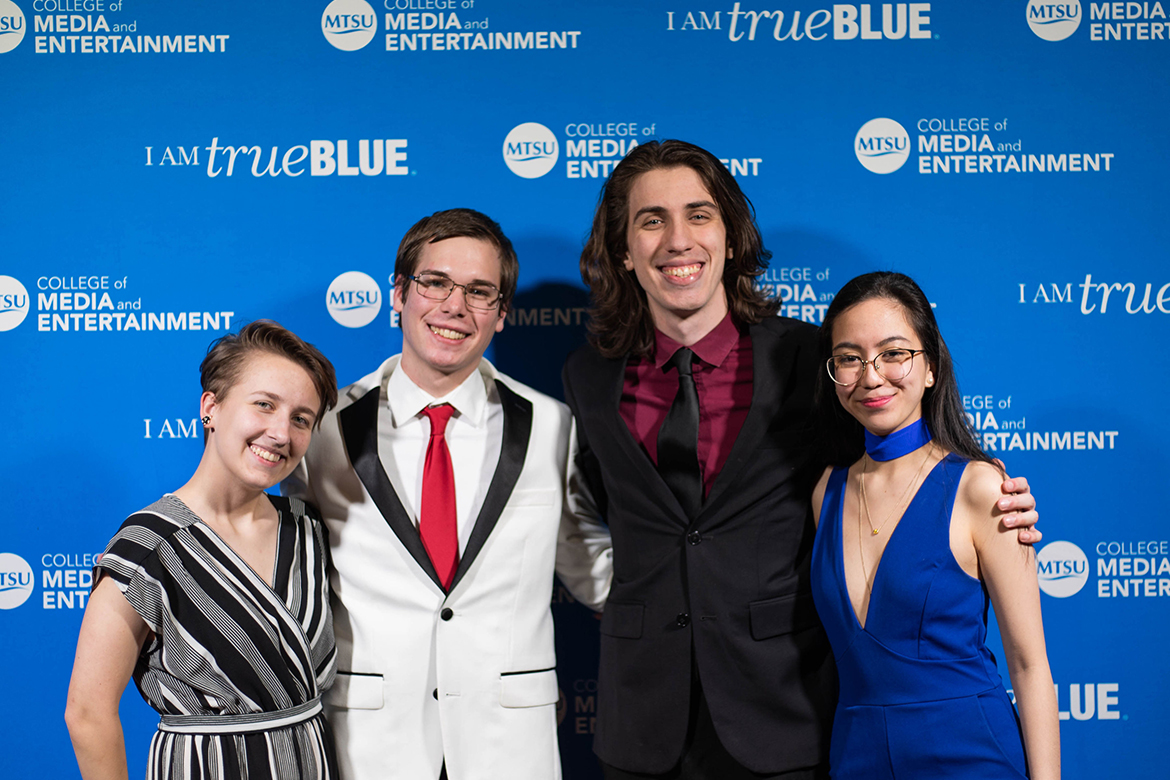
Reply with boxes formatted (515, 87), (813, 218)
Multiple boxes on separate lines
(859, 443), (934, 536)
(855, 444), (935, 616)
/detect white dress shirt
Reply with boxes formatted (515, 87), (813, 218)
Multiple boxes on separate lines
(378, 365), (503, 555)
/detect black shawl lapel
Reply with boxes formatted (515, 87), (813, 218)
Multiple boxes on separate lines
(448, 379), (532, 591)
(339, 385), (444, 591)
(700, 321), (783, 518)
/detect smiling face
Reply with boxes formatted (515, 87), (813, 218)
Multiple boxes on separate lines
(830, 297), (935, 437)
(201, 351), (322, 493)
(623, 166), (730, 341)
(393, 235), (506, 397)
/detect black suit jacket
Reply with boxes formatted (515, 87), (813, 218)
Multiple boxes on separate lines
(562, 316), (837, 775)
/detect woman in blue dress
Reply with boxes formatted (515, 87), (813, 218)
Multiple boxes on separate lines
(810, 272), (1059, 779)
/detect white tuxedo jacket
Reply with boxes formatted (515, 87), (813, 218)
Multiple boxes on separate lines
(284, 356), (610, 780)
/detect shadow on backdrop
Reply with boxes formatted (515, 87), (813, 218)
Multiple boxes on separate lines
(492, 282), (592, 402)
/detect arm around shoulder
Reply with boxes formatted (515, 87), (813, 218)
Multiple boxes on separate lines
(555, 415), (612, 612)
(959, 462), (1060, 780)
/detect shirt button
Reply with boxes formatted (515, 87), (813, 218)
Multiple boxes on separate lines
(676, 613), (691, 627)
(687, 532), (702, 545)
(440, 608), (454, 621)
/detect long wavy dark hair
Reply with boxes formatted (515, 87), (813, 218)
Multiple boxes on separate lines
(580, 140), (779, 359)
(815, 272), (996, 469)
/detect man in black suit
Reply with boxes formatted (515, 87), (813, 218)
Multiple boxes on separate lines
(561, 140), (1039, 779)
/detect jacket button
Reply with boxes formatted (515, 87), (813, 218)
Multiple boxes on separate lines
(676, 613), (690, 627)
(440, 608), (454, 621)
(433, 688), (439, 700)
(687, 531), (702, 545)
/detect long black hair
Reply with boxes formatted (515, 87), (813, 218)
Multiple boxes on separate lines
(815, 271), (996, 469)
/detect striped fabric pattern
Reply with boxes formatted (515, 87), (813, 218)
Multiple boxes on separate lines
(97, 494), (338, 780)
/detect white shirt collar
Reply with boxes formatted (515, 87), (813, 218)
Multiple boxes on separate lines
(386, 362), (489, 429)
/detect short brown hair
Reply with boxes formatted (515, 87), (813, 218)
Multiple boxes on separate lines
(580, 140), (779, 359)
(200, 320), (338, 428)
(394, 208), (519, 312)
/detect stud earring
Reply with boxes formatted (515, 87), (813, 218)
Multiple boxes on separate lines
(202, 416), (212, 427)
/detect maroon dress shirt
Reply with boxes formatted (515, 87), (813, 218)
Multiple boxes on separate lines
(620, 313), (754, 499)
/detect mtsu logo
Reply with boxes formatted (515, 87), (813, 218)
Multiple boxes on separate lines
(1036, 540), (1089, 598)
(0, 553), (34, 610)
(322, 0), (377, 51)
(326, 271), (382, 328)
(0, 275), (29, 331)
(854, 118), (910, 174)
(502, 123), (560, 179)
(1027, 0), (1082, 41)
(0, 0), (26, 54)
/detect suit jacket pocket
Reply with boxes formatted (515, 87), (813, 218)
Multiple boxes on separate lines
(500, 668), (558, 708)
(599, 601), (644, 639)
(507, 488), (558, 508)
(749, 592), (819, 640)
(324, 671), (384, 710)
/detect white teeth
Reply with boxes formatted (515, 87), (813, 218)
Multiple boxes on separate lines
(664, 264), (702, 278)
(430, 326), (468, 340)
(251, 445), (281, 463)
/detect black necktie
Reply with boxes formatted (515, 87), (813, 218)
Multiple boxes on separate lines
(657, 347), (702, 519)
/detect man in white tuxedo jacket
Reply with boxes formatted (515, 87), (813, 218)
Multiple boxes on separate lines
(283, 209), (611, 780)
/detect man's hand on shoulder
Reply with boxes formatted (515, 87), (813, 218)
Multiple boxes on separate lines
(994, 460), (1041, 545)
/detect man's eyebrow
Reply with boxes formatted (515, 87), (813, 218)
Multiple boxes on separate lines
(632, 205), (667, 220)
(416, 269), (498, 288)
(631, 201), (719, 220)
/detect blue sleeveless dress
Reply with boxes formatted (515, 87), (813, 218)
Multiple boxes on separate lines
(810, 454), (1029, 778)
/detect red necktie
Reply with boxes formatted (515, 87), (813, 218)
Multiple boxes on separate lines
(420, 404), (458, 590)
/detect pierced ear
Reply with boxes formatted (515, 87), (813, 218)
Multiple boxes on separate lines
(199, 391), (219, 426)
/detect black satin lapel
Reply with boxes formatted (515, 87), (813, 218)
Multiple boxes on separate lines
(449, 379), (532, 591)
(702, 323), (780, 515)
(340, 386), (443, 590)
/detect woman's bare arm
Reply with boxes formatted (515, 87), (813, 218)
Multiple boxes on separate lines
(65, 575), (151, 780)
(959, 461), (1060, 780)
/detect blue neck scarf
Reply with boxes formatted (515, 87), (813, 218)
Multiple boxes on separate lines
(865, 418), (932, 462)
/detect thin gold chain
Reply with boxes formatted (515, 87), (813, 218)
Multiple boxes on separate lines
(859, 443), (935, 536)
(855, 444), (935, 616)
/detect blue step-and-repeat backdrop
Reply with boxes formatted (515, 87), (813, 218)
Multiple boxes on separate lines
(1, 1), (1166, 777)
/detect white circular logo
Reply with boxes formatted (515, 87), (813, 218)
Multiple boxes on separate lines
(322, 0), (377, 51)
(0, 275), (30, 331)
(1036, 540), (1089, 598)
(0, 0), (25, 54)
(0, 553), (34, 609)
(854, 118), (910, 174)
(326, 271), (382, 328)
(1026, 0), (1082, 41)
(502, 123), (560, 179)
